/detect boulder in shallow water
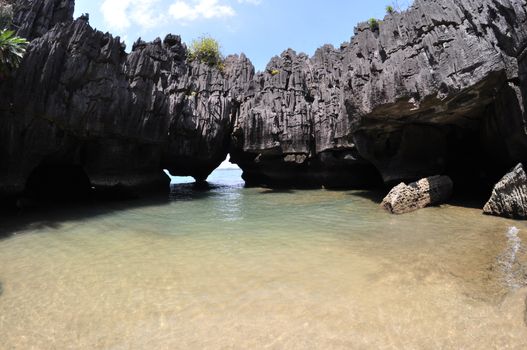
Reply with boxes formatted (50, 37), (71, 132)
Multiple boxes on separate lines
(381, 176), (453, 214)
(484, 164), (527, 219)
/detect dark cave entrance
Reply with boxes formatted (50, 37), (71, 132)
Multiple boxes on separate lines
(25, 163), (93, 202)
(443, 81), (527, 202)
(357, 71), (527, 204)
(443, 125), (504, 203)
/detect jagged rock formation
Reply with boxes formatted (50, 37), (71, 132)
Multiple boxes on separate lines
(231, 0), (527, 190)
(230, 47), (382, 188)
(1, 0), (527, 205)
(0, 0), (252, 199)
(484, 164), (527, 219)
(12, 0), (74, 40)
(381, 175), (453, 214)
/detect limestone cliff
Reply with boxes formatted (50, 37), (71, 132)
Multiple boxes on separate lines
(231, 0), (527, 190)
(1, 0), (527, 201)
(0, 0), (252, 198)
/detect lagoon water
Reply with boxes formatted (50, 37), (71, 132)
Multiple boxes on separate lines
(1, 169), (527, 349)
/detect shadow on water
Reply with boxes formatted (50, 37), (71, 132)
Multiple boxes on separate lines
(258, 188), (296, 195)
(0, 182), (226, 240)
(348, 189), (386, 204)
(448, 193), (488, 210)
(0, 166), (248, 240)
(169, 182), (227, 201)
(0, 195), (172, 239)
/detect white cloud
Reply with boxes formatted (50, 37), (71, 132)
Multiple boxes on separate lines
(100, 0), (132, 30)
(100, 0), (261, 29)
(169, 0), (235, 21)
(237, 0), (262, 4)
(100, 0), (166, 30)
(130, 0), (165, 29)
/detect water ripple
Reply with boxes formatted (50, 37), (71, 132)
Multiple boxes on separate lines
(1, 170), (527, 348)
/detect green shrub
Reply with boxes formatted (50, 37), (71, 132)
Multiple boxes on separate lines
(368, 18), (380, 31)
(270, 69), (279, 76)
(386, 5), (395, 14)
(0, 29), (28, 77)
(188, 36), (224, 69)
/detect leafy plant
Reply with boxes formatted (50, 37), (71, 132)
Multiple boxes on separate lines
(188, 35), (224, 69)
(368, 18), (380, 31)
(270, 69), (279, 76)
(386, 5), (395, 14)
(0, 29), (29, 77)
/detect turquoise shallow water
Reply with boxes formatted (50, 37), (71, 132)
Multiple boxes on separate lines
(1, 169), (527, 348)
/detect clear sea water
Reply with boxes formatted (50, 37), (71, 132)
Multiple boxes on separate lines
(1, 169), (526, 348)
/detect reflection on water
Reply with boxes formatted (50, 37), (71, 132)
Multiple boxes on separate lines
(1, 169), (527, 348)
(498, 227), (527, 289)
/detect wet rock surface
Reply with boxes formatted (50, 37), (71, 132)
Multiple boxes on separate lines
(1, 0), (527, 202)
(484, 164), (527, 219)
(381, 175), (453, 214)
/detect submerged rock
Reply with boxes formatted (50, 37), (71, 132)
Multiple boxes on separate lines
(484, 164), (527, 219)
(381, 175), (453, 214)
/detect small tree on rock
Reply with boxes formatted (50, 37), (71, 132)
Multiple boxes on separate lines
(368, 18), (380, 31)
(188, 36), (224, 69)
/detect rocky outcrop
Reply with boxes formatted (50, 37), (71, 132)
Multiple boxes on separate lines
(231, 0), (527, 190)
(484, 164), (527, 219)
(12, 0), (74, 39)
(0, 0), (253, 199)
(381, 175), (453, 214)
(2, 0), (527, 201)
(230, 47), (382, 188)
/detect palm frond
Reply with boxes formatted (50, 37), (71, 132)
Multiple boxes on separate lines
(0, 29), (28, 76)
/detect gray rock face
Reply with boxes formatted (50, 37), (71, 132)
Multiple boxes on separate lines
(2, 0), (527, 200)
(0, 0), (253, 198)
(230, 46), (381, 188)
(484, 164), (527, 219)
(382, 175), (453, 214)
(12, 0), (74, 39)
(231, 0), (527, 189)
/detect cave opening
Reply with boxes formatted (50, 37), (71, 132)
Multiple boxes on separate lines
(443, 80), (527, 203)
(165, 154), (243, 187)
(443, 125), (502, 204)
(353, 73), (527, 206)
(24, 163), (94, 202)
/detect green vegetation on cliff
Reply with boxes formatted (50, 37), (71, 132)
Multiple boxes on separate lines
(0, 29), (28, 77)
(188, 36), (224, 70)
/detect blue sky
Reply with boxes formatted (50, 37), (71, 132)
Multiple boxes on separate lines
(74, 0), (410, 71)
